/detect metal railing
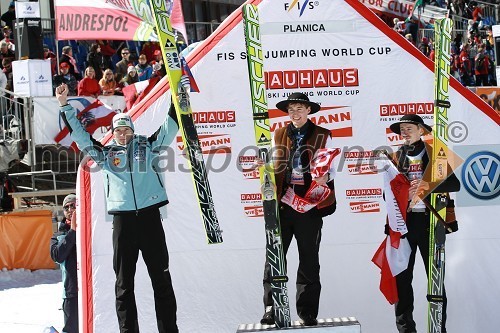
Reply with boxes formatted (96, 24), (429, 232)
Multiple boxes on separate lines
(0, 87), (31, 142)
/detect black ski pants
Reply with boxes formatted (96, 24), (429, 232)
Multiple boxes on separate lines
(395, 211), (447, 333)
(112, 208), (178, 333)
(263, 204), (323, 320)
(62, 296), (78, 333)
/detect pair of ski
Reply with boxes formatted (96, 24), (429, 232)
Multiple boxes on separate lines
(427, 17), (453, 333)
(149, 1), (222, 245)
(148, 2), (287, 325)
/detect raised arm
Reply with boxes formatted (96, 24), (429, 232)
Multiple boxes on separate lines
(56, 84), (104, 162)
(148, 100), (179, 152)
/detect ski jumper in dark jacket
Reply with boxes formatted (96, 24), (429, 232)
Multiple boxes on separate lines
(262, 120), (337, 323)
(392, 140), (460, 333)
(50, 218), (78, 333)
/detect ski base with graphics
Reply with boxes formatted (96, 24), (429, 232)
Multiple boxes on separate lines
(149, 0), (222, 244)
(242, 3), (291, 328)
(427, 17), (453, 333)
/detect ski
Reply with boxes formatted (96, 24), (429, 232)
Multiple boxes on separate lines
(428, 17), (453, 333)
(242, 4), (291, 328)
(149, 0), (222, 244)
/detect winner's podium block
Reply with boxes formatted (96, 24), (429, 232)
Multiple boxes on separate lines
(237, 317), (361, 332)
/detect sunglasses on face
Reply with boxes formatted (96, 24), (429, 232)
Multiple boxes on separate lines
(63, 203), (76, 211)
(122, 52), (129, 55)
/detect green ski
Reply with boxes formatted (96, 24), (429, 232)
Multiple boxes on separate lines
(428, 17), (453, 333)
(149, 0), (222, 244)
(242, 4), (291, 328)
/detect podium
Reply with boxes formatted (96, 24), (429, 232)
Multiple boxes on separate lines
(237, 317), (361, 332)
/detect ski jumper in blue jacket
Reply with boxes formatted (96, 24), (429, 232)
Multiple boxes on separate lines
(58, 83), (180, 333)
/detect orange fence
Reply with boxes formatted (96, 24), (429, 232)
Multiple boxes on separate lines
(0, 210), (57, 270)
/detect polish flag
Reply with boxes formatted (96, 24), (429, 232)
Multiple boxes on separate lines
(54, 99), (116, 150)
(372, 157), (411, 304)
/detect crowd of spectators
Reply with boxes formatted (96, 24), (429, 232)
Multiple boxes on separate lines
(387, 0), (498, 87)
(47, 41), (170, 98)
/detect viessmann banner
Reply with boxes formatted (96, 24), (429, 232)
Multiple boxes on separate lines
(74, 1), (500, 332)
(54, 0), (187, 42)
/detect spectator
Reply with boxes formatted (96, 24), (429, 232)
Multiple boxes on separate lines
(99, 69), (118, 96)
(474, 47), (490, 86)
(151, 62), (165, 80)
(404, 33), (413, 44)
(150, 50), (166, 78)
(120, 65), (138, 87)
(114, 73), (124, 95)
(97, 40), (116, 70)
(393, 18), (405, 35)
(1, 26), (14, 51)
(115, 47), (131, 78)
(136, 54), (152, 82)
(404, 16), (419, 45)
(0, 41), (15, 68)
(60, 46), (81, 80)
(44, 44), (57, 76)
(87, 43), (104, 82)
(53, 62), (77, 96)
(419, 37), (431, 58)
(141, 41), (161, 63)
(78, 67), (101, 98)
(0, 2), (15, 35)
(50, 194), (79, 333)
(459, 44), (472, 86)
(2, 58), (13, 91)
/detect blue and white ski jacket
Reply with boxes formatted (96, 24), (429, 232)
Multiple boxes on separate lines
(60, 104), (179, 214)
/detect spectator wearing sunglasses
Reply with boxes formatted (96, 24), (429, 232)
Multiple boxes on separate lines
(50, 194), (79, 333)
(115, 48), (132, 78)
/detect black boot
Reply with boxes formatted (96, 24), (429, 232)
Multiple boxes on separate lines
(300, 315), (318, 326)
(260, 306), (274, 325)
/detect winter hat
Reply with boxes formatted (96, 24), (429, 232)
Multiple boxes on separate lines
(112, 113), (134, 132)
(63, 194), (77, 208)
(389, 114), (432, 135)
(276, 92), (321, 114)
(127, 65), (136, 74)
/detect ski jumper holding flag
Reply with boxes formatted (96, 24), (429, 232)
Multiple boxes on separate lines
(261, 93), (337, 327)
(55, 83), (180, 333)
(388, 114), (460, 333)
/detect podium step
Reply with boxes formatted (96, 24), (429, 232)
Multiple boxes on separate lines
(237, 317), (361, 332)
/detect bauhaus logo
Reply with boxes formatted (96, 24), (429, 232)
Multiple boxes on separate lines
(193, 111), (235, 124)
(265, 68), (359, 89)
(380, 103), (433, 116)
(462, 151), (500, 200)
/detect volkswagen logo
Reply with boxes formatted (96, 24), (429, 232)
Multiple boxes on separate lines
(462, 151), (500, 200)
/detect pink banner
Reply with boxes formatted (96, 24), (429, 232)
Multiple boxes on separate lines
(55, 0), (187, 43)
(56, 6), (155, 41)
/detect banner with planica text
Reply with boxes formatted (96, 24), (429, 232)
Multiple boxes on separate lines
(75, 1), (500, 332)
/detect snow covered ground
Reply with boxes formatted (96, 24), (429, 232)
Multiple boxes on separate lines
(0, 268), (64, 333)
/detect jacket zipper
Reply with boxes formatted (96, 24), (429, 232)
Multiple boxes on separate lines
(152, 165), (164, 188)
(106, 174), (110, 197)
(127, 145), (139, 214)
